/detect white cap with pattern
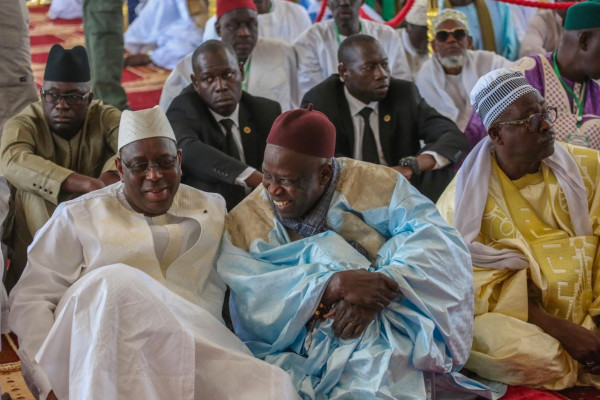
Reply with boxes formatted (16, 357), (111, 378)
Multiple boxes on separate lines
(470, 68), (540, 130)
(118, 106), (176, 151)
(406, 0), (428, 27)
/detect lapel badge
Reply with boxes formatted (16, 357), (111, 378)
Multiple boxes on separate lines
(243, 126), (252, 134)
(383, 114), (391, 123)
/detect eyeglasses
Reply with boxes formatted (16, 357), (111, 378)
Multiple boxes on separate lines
(41, 89), (90, 105)
(492, 106), (558, 133)
(121, 156), (178, 175)
(435, 28), (468, 42)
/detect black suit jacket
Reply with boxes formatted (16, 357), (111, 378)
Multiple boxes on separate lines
(167, 84), (281, 209)
(301, 75), (468, 201)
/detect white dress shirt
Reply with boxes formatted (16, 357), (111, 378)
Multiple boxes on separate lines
(344, 87), (450, 169)
(208, 106), (256, 188)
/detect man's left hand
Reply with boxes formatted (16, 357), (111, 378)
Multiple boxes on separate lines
(332, 299), (377, 340)
(391, 165), (413, 180)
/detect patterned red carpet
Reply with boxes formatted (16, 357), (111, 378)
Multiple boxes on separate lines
(28, 5), (169, 110)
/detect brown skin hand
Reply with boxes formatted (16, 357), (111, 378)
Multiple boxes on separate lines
(332, 299), (378, 340)
(528, 302), (600, 373)
(48, 391), (58, 400)
(391, 154), (436, 180)
(244, 170), (263, 189)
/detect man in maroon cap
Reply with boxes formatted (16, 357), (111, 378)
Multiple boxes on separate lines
(217, 107), (486, 399)
(160, 0), (299, 111)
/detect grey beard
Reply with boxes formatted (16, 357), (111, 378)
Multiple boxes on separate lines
(437, 54), (466, 69)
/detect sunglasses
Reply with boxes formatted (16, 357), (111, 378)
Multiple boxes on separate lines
(492, 107), (558, 133)
(435, 28), (468, 42)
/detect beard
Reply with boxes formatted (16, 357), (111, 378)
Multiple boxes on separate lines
(437, 54), (466, 69)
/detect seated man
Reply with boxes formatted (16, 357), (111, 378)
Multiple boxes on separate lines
(440, 0), (519, 61)
(294, 0), (411, 98)
(202, 0), (312, 45)
(0, 44), (120, 290)
(437, 68), (600, 390)
(124, 0), (208, 70)
(398, 0), (429, 82)
(302, 35), (468, 201)
(416, 9), (511, 131)
(167, 41), (280, 210)
(464, 0), (600, 151)
(217, 106), (501, 399)
(8, 106), (299, 400)
(160, 0), (298, 111)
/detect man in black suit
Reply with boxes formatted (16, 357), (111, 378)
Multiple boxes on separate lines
(301, 34), (468, 201)
(167, 40), (281, 209)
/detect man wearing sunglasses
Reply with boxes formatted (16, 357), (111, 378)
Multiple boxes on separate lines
(0, 44), (121, 290)
(416, 9), (511, 131)
(465, 0), (600, 152)
(437, 68), (600, 390)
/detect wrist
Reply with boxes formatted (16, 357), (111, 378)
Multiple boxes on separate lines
(322, 272), (343, 305)
(398, 156), (420, 176)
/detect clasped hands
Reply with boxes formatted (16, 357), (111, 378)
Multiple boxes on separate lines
(320, 269), (400, 340)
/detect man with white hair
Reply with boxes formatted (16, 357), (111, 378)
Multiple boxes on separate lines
(416, 9), (511, 131)
(398, 0), (429, 82)
(437, 68), (600, 390)
(8, 106), (299, 400)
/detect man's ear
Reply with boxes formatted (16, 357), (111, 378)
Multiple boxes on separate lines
(319, 162), (333, 186)
(215, 19), (221, 37)
(467, 35), (474, 48)
(115, 157), (125, 181)
(431, 39), (438, 53)
(239, 62), (245, 81)
(488, 125), (502, 145)
(579, 31), (590, 51)
(338, 63), (347, 80)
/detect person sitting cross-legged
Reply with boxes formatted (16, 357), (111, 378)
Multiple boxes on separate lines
(8, 106), (299, 400)
(437, 68), (600, 390)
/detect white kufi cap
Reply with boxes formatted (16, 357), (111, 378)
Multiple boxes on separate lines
(406, 0), (428, 26)
(118, 106), (176, 151)
(470, 68), (539, 130)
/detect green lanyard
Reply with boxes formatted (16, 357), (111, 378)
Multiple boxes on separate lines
(334, 23), (365, 45)
(552, 51), (587, 127)
(242, 57), (251, 91)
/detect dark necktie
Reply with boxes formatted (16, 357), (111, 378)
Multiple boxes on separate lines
(220, 118), (241, 161)
(358, 107), (379, 164)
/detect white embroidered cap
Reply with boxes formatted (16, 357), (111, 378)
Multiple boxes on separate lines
(470, 68), (539, 130)
(406, 0), (428, 27)
(118, 106), (176, 151)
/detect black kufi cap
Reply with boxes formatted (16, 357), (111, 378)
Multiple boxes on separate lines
(43, 44), (91, 82)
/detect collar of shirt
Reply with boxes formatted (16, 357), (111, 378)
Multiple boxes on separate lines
(343, 85), (378, 117)
(209, 104), (240, 136)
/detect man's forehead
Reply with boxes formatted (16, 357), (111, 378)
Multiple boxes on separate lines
(120, 137), (177, 158)
(435, 19), (467, 32)
(195, 51), (238, 73)
(219, 8), (257, 23)
(349, 43), (386, 64)
(42, 80), (88, 92)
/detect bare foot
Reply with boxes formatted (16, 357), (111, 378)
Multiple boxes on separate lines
(124, 53), (152, 67)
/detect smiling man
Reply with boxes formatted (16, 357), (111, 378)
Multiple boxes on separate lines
(437, 68), (600, 390)
(416, 9), (511, 131)
(0, 44), (121, 290)
(302, 34), (468, 201)
(217, 105), (504, 399)
(8, 106), (299, 400)
(167, 40), (281, 210)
